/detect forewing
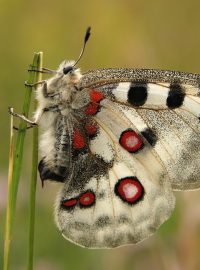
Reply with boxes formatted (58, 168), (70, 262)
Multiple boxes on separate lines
(81, 68), (200, 190)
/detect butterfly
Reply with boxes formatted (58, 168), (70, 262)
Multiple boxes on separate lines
(22, 27), (200, 248)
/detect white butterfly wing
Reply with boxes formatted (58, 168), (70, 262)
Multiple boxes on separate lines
(54, 68), (200, 248)
(55, 129), (175, 248)
(112, 82), (200, 190)
(55, 97), (175, 248)
(81, 69), (200, 190)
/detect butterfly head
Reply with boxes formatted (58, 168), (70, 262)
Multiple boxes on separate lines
(57, 60), (82, 83)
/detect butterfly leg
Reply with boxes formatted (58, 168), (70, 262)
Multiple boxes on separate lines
(26, 78), (61, 99)
(9, 103), (60, 131)
(25, 80), (54, 98)
(24, 80), (47, 88)
(13, 125), (35, 131)
(43, 105), (60, 112)
(41, 82), (56, 98)
(8, 107), (37, 126)
(28, 66), (57, 74)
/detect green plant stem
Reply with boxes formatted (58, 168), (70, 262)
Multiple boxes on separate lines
(3, 52), (42, 270)
(3, 108), (14, 270)
(27, 52), (43, 270)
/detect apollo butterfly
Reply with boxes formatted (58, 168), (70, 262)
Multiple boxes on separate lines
(14, 27), (200, 248)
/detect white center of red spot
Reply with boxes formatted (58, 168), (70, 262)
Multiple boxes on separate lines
(79, 191), (95, 207)
(83, 197), (90, 202)
(126, 136), (140, 148)
(122, 183), (138, 199)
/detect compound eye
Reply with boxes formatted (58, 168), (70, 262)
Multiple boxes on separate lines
(63, 66), (73, 74)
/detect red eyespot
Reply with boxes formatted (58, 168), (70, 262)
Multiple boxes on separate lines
(84, 103), (99, 115)
(90, 89), (104, 103)
(85, 122), (98, 136)
(84, 90), (104, 115)
(79, 191), (95, 207)
(73, 128), (86, 149)
(115, 177), (144, 204)
(62, 198), (78, 207)
(119, 129), (143, 153)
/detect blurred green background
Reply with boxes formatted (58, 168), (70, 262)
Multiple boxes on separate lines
(1, 0), (200, 269)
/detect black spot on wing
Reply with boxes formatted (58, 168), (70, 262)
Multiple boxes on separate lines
(95, 216), (111, 228)
(141, 128), (157, 146)
(167, 84), (185, 108)
(118, 215), (132, 224)
(128, 83), (148, 106)
(73, 221), (90, 230)
(98, 191), (106, 199)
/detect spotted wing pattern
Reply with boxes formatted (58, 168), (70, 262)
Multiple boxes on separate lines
(40, 68), (200, 248)
(81, 68), (200, 190)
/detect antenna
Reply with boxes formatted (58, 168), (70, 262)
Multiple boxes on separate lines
(30, 27), (92, 75)
(73, 26), (91, 67)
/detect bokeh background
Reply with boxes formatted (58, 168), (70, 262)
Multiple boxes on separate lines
(1, 1), (200, 269)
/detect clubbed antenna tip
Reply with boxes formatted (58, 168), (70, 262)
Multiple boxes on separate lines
(73, 26), (92, 67)
(85, 27), (91, 43)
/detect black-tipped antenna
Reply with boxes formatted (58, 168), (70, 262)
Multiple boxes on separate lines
(73, 27), (91, 67)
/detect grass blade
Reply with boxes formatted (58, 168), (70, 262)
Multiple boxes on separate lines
(3, 52), (42, 270)
(3, 108), (14, 270)
(27, 52), (43, 270)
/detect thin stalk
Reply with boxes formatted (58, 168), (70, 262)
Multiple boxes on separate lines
(3, 108), (14, 270)
(27, 52), (43, 270)
(3, 52), (42, 270)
